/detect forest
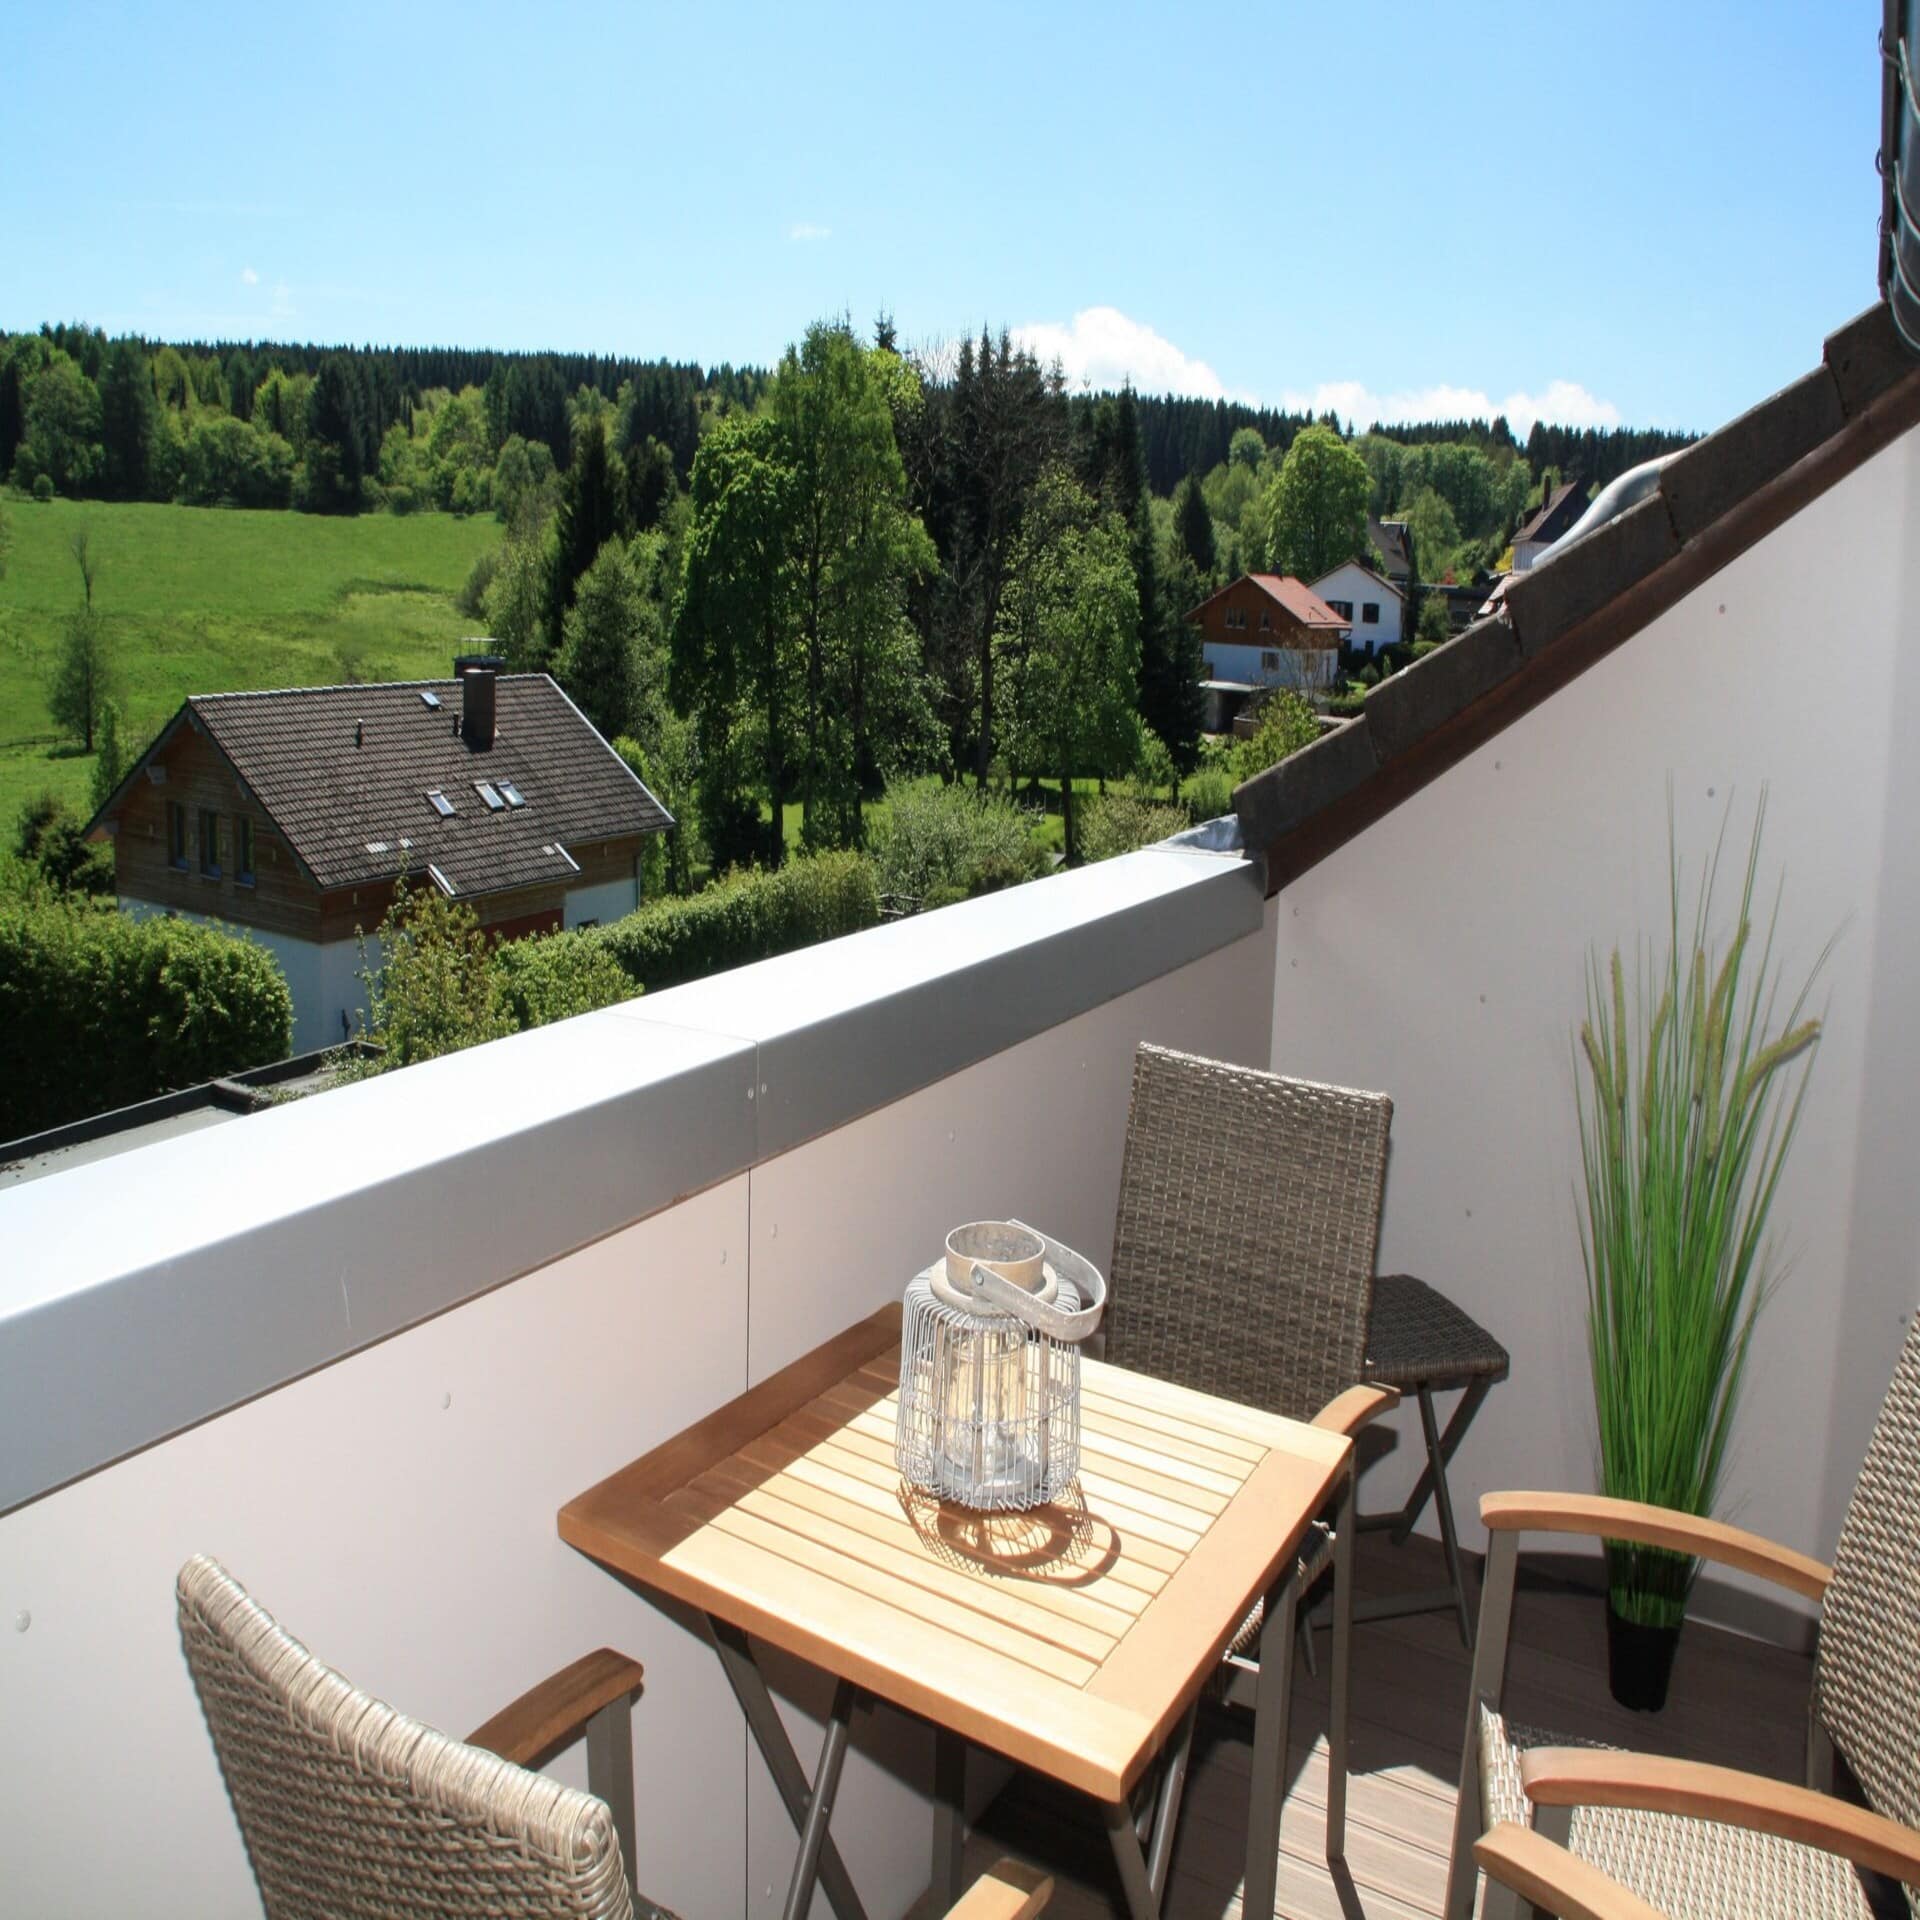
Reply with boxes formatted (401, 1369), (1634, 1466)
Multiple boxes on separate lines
(0, 317), (1698, 869)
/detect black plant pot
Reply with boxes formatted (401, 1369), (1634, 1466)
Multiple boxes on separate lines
(1606, 1600), (1682, 1712)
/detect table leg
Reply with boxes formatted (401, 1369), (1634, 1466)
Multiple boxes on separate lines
(783, 1680), (855, 1920)
(1145, 1698), (1198, 1906)
(1327, 1473), (1355, 1862)
(1242, 1564), (1300, 1920)
(1102, 1797), (1161, 1920)
(709, 1618), (871, 1920)
(931, 1728), (965, 1911)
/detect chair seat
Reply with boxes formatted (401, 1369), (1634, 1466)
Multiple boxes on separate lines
(1477, 1706), (1874, 1920)
(1363, 1273), (1509, 1389)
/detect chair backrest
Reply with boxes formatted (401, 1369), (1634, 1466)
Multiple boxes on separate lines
(1104, 1043), (1392, 1422)
(1815, 1314), (1920, 1845)
(177, 1555), (634, 1920)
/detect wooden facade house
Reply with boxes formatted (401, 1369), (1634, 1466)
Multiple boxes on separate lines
(87, 662), (671, 1051)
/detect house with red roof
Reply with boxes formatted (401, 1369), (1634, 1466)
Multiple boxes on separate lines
(1184, 574), (1351, 726)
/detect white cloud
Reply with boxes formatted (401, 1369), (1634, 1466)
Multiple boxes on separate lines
(1011, 306), (1247, 400)
(1278, 377), (1622, 439)
(240, 266), (259, 286)
(787, 221), (831, 242)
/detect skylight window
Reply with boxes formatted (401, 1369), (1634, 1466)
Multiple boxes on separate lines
(475, 781), (505, 811)
(420, 690), (442, 710)
(426, 790), (456, 818)
(498, 780), (526, 808)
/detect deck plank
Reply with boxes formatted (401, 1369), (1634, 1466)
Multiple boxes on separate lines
(940, 1532), (1813, 1920)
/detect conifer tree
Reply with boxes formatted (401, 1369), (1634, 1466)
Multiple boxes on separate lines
(543, 415), (628, 660)
(98, 343), (155, 501)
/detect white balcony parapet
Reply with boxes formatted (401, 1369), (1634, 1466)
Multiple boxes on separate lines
(0, 838), (1260, 1516)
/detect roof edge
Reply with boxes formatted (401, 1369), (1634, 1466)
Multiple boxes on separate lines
(1233, 302), (1920, 897)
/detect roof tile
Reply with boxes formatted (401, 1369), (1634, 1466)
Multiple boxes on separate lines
(1231, 717), (1378, 851)
(1364, 616), (1523, 764)
(1502, 492), (1679, 657)
(1661, 367), (1844, 543)
(1824, 301), (1918, 419)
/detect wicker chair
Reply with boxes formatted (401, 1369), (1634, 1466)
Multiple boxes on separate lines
(1104, 1043), (1397, 1907)
(179, 1555), (1053, 1920)
(1442, 1309), (1920, 1920)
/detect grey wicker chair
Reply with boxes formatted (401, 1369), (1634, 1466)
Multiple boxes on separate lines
(1104, 1043), (1397, 1910)
(1442, 1309), (1920, 1920)
(180, 1556), (1053, 1920)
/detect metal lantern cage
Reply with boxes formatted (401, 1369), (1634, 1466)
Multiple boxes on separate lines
(896, 1221), (1107, 1512)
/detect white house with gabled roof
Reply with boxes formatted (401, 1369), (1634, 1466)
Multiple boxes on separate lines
(1307, 560), (1405, 655)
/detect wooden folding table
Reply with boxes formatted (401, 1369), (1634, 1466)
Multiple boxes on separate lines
(559, 1305), (1352, 1920)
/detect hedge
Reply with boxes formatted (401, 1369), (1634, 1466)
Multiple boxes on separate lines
(0, 899), (293, 1139)
(591, 851), (880, 993)
(491, 929), (639, 1028)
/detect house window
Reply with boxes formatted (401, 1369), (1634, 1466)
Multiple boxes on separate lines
(198, 809), (220, 878)
(1362, 603), (1380, 624)
(1262, 650), (1281, 672)
(1224, 606), (1246, 631)
(1258, 610), (1271, 631)
(167, 801), (188, 870)
(235, 816), (255, 886)
(1327, 599), (1353, 620)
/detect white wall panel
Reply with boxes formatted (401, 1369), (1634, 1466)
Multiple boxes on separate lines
(0, 1181), (750, 1920)
(1270, 430), (1920, 1625)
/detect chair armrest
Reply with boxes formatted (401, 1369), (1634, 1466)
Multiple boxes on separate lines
(1474, 1824), (1670, 1920)
(940, 1860), (1052, 1920)
(1313, 1383), (1401, 1436)
(1481, 1491), (1831, 1601)
(1520, 1749), (1920, 1886)
(467, 1648), (646, 1771)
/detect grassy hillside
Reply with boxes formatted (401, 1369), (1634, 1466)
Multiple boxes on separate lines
(0, 497), (502, 825)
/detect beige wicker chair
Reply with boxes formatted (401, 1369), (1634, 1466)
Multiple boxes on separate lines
(1443, 1309), (1920, 1920)
(179, 1555), (1053, 1920)
(1103, 1042), (1397, 1911)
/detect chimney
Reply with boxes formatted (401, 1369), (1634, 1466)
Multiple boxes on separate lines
(462, 667), (496, 750)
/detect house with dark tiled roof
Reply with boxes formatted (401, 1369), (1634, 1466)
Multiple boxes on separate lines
(1510, 479), (1588, 569)
(1367, 517), (1413, 587)
(87, 659), (670, 1051)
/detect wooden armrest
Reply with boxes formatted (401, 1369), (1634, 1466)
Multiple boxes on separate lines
(1480, 1491), (1831, 1600)
(1313, 1383), (1401, 1436)
(467, 1648), (646, 1771)
(940, 1860), (1052, 1920)
(1474, 1824), (1670, 1920)
(1520, 1749), (1920, 1886)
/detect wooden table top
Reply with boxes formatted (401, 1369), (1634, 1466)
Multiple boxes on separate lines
(558, 1304), (1349, 1801)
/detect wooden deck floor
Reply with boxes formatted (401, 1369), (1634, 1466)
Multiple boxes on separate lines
(951, 1532), (1812, 1920)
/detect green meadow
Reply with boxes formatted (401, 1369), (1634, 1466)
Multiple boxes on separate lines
(0, 496), (501, 824)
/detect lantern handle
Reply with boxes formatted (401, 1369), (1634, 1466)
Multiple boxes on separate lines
(966, 1221), (1106, 1342)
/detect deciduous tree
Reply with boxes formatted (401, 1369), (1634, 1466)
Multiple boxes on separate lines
(993, 465), (1141, 863)
(1248, 424), (1370, 581)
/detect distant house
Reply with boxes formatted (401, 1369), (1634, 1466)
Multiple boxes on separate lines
(1186, 572), (1350, 688)
(1511, 481), (1588, 569)
(1308, 561), (1405, 655)
(1368, 517), (1414, 588)
(87, 660), (672, 1052)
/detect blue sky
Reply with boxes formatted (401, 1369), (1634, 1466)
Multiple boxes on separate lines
(4, 2), (1877, 436)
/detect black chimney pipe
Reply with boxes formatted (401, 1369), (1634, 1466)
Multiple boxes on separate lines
(462, 667), (496, 750)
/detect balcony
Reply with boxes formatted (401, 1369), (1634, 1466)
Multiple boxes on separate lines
(4, 311), (1920, 1919)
